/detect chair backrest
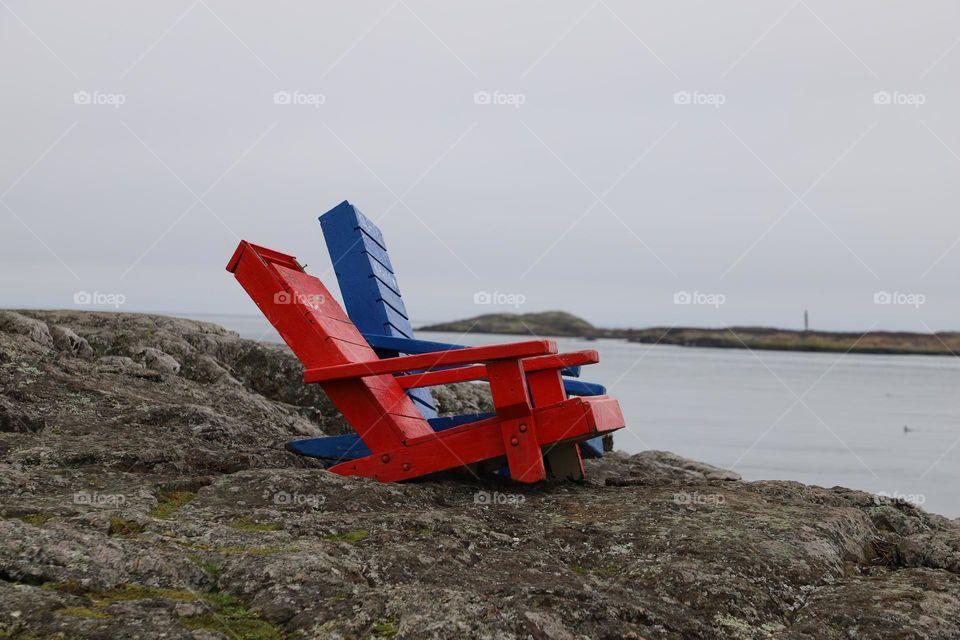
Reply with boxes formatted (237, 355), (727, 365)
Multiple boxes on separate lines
(227, 241), (435, 452)
(319, 201), (438, 419)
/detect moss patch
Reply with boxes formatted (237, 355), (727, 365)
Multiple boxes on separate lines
(182, 602), (284, 640)
(189, 555), (223, 578)
(325, 529), (369, 544)
(94, 584), (200, 604)
(208, 545), (284, 556)
(47, 582), (268, 636)
(228, 518), (282, 532)
(15, 513), (53, 526)
(371, 620), (399, 638)
(42, 580), (86, 596)
(108, 517), (145, 537)
(46, 582), (200, 604)
(148, 490), (196, 519)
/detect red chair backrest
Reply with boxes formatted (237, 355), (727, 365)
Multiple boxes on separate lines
(227, 241), (434, 452)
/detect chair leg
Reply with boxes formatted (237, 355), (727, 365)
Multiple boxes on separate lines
(500, 417), (546, 483)
(487, 360), (546, 483)
(545, 443), (585, 481)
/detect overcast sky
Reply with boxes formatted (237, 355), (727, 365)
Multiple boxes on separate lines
(1, 1), (958, 332)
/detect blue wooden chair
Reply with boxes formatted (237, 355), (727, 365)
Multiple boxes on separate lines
(287, 201), (608, 467)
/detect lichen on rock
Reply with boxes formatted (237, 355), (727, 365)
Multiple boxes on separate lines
(0, 310), (957, 639)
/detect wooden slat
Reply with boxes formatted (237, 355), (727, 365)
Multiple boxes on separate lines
(228, 241), (435, 451)
(328, 395), (616, 483)
(393, 350), (599, 390)
(303, 340), (557, 383)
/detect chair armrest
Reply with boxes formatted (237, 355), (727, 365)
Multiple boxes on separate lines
(362, 332), (583, 377)
(303, 340), (557, 383)
(394, 350), (599, 389)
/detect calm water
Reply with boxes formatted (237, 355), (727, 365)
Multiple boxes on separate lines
(187, 313), (960, 518)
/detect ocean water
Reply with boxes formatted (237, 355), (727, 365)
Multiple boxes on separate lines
(187, 313), (960, 518)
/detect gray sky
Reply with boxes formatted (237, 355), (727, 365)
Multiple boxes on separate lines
(2, 1), (958, 332)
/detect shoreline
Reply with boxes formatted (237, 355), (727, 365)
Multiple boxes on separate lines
(420, 323), (960, 357)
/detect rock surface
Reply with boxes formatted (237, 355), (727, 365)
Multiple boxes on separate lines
(0, 310), (958, 640)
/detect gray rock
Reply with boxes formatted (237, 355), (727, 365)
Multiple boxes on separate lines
(434, 382), (494, 416)
(181, 352), (236, 384)
(524, 611), (576, 640)
(0, 310), (53, 347)
(133, 347), (181, 375)
(0, 310), (958, 640)
(0, 403), (45, 434)
(50, 325), (94, 357)
(97, 355), (145, 371)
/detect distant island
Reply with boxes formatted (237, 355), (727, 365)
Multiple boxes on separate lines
(421, 311), (597, 337)
(420, 311), (960, 356)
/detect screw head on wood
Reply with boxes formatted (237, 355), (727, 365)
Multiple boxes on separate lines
(518, 424), (528, 433)
(381, 454), (390, 463)
(510, 436), (519, 446)
(402, 463), (411, 472)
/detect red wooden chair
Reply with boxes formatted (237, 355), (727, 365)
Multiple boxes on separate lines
(227, 240), (624, 483)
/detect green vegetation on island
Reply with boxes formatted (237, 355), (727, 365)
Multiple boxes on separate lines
(421, 311), (960, 356)
(420, 311), (596, 338)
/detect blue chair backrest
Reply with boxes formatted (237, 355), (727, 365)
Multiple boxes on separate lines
(319, 201), (438, 419)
